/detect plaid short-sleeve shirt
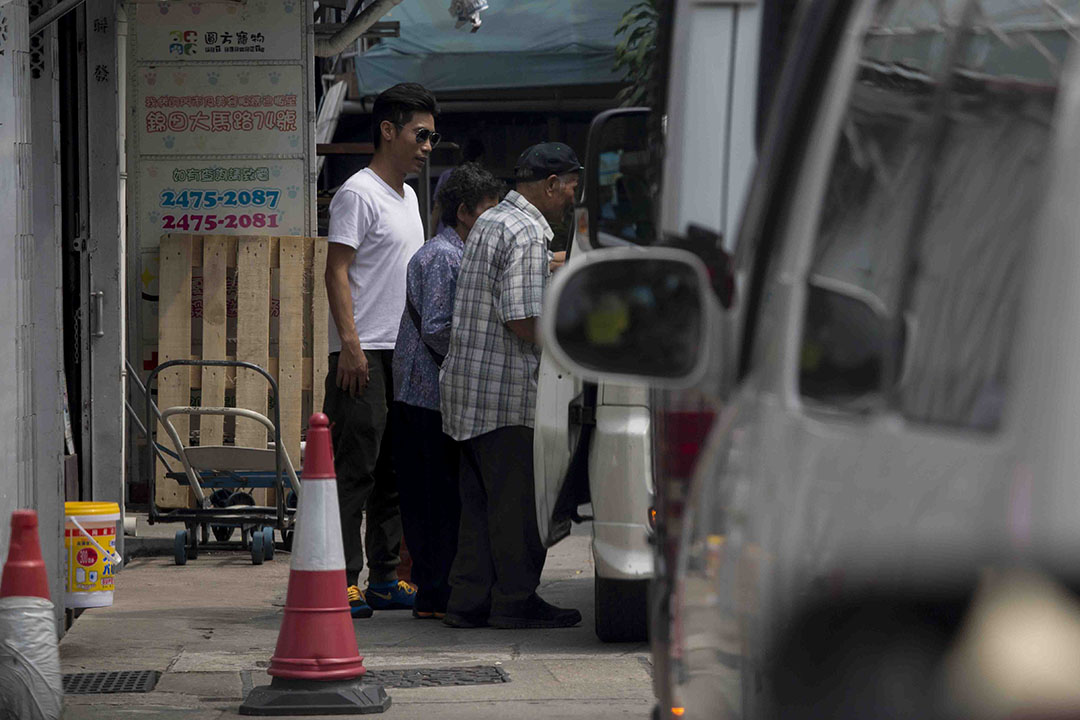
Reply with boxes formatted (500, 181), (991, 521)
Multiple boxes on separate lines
(440, 191), (553, 441)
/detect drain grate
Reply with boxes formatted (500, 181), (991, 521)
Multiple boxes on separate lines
(365, 665), (509, 688)
(63, 670), (161, 695)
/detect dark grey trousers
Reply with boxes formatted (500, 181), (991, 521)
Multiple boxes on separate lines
(322, 350), (401, 586)
(447, 425), (548, 617)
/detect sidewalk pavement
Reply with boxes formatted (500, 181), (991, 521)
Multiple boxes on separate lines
(60, 518), (653, 719)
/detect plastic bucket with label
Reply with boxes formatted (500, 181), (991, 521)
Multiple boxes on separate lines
(64, 502), (122, 609)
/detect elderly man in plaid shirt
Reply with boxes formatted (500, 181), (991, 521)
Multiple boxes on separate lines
(439, 143), (583, 629)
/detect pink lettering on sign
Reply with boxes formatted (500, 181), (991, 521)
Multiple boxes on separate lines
(145, 94), (297, 109)
(145, 109), (297, 134)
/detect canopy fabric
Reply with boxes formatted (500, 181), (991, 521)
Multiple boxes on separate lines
(353, 0), (632, 95)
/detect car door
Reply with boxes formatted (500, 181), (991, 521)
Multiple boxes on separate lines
(534, 108), (652, 547)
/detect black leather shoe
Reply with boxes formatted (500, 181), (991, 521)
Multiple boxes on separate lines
(489, 595), (582, 629)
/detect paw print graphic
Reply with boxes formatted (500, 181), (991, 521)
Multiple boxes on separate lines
(157, 1), (170, 14)
(144, 70), (157, 86)
(271, 166), (282, 178)
(146, 166), (159, 178)
(268, 71), (281, 85)
(148, 211), (161, 226)
(288, 134), (299, 148)
(189, 1), (201, 13)
(172, 71), (187, 86)
(163, 135), (176, 149)
(289, 226), (302, 235)
(286, 185), (299, 199)
(206, 71), (219, 85)
(283, 0), (295, 13)
(237, 71), (251, 85)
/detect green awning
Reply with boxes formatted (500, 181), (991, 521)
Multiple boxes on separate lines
(353, 0), (633, 95)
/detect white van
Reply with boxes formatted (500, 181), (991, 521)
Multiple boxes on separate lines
(543, 1), (1080, 718)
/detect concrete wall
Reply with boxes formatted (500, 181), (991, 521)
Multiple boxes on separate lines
(0, 0), (68, 624)
(30, 0), (68, 607)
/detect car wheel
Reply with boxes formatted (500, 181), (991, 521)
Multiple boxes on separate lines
(595, 572), (648, 642)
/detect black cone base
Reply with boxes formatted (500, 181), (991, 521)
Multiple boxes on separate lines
(239, 676), (391, 715)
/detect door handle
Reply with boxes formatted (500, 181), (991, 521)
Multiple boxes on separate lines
(90, 291), (105, 338)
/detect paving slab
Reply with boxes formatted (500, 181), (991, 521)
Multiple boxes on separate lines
(59, 523), (652, 719)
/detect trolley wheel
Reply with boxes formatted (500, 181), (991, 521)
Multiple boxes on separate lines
(228, 491), (255, 507)
(262, 527), (275, 561)
(212, 524), (234, 543)
(251, 529), (265, 565)
(186, 525), (199, 560)
(174, 530), (188, 566)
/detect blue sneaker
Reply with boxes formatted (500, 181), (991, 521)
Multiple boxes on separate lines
(365, 580), (417, 610)
(346, 585), (373, 619)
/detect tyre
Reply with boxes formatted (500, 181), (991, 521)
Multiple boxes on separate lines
(595, 573), (648, 642)
(262, 526), (275, 561)
(251, 530), (265, 565)
(174, 530), (188, 566)
(211, 524), (234, 543)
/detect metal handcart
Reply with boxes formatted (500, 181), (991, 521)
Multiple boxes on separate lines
(141, 359), (302, 566)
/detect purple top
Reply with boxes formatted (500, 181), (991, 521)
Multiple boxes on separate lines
(392, 225), (464, 411)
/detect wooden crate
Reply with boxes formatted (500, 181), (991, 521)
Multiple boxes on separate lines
(155, 234), (329, 509)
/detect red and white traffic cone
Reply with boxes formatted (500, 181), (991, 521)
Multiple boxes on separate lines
(240, 413), (390, 715)
(0, 510), (63, 720)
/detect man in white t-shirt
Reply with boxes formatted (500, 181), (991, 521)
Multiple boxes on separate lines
(323, 82), (440, 618)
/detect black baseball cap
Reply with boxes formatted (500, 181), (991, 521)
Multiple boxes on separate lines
(513, 142), (583, 181)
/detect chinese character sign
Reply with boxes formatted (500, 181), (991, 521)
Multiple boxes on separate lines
(137, 159), (308, 239)
(134, 2), (301, 62)
(137, 66), (304, 156)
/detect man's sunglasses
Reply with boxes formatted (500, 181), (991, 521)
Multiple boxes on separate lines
(394, 123), (441, 148)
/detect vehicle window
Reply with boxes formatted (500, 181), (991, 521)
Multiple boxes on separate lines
(594, 113), (656, 246)
(798, 2), (939, 411)
(894, 2), (1074, 430)
(799, 0), (1075, 429)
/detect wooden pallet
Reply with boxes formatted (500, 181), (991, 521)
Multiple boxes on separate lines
(155, 234), (329, 509)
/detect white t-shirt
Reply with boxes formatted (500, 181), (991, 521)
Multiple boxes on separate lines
(327, 168), (424, 352)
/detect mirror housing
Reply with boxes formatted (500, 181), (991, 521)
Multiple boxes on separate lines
(541, 247), (715, 388)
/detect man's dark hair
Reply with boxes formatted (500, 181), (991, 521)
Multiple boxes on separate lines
(438, 162), (504, 230)
(371, 83), (438, 149)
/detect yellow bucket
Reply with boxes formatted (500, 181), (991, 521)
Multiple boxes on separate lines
(64, 502), (122, 609)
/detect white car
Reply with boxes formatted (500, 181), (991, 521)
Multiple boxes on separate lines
(534, 109), (657, 642)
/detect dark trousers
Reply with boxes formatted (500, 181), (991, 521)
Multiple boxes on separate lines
(390, 401), (461, 613)
(447, 425), (548, 617)
(322, 350), (401, 586)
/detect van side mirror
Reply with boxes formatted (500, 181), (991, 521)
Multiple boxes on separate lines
(799, 276), (909, 409)
(583, 107), (655, 249)
(541, 247), (714, 388)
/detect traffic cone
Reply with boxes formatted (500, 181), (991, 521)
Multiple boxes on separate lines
(240, 413), (390, 715)
(0, 510), (51, 600)
(0, 510), (63, 720)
